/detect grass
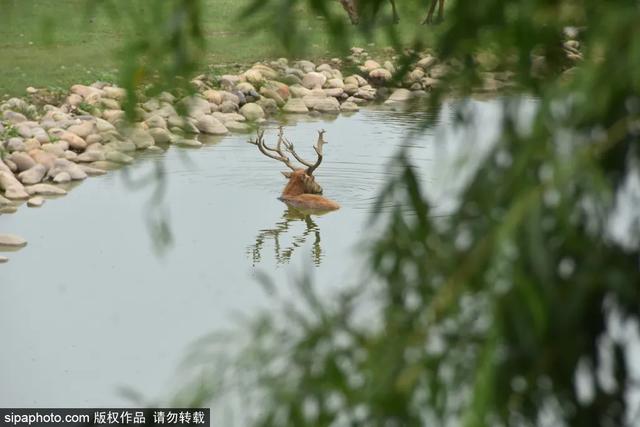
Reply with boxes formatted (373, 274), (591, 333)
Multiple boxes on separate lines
(0, 0), (435, 98)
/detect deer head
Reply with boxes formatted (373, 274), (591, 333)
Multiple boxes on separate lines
(248, 127), (340, 212)
(248, 126), (328, 195)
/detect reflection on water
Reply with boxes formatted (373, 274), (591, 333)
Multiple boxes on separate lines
(0, 97), (531, 406)
(248, 207), (323, 266)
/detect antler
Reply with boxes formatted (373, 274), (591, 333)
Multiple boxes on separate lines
(247, 128), (297, 171)
(305, 130), (327, 175)
(248, 127), (328, 175)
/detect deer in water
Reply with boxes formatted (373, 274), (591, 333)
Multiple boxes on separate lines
(338, 0), (445, 25)
(248, 127), (340, 213)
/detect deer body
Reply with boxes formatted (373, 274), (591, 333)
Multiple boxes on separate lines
(279, 170), (340, 212)
(338, 0), (445, 25)
(249, 128), (340, 213)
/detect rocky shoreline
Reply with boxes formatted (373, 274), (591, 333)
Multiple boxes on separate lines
(0, 42), (581, 261)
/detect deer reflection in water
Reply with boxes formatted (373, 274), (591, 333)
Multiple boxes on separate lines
(246, 127), (340, 266)
(248, 207), (324, 266)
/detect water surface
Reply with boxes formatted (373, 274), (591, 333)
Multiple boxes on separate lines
(0, 98), (513, 406)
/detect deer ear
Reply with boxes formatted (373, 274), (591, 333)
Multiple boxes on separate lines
(281, 171), (292, 178)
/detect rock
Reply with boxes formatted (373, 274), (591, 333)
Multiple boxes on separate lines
(145, 115), (167, 129)
(103, 86), (126, 100)
(105, 151), (134, 164)
(213, 112), (246, 123)
(77, 151), (105, 163)
(296, 60), (316, 73)
(67, 121), (95, 138)
(264, 80), (290, 100)
(67, 93), (83, 106)
(174, 138), (203, 148)
(180, 96), (211, 117)
(71, 84), (103, 99)
(60, 131), (87, 150)
(327, 78), (344, 89)
(219, 100), (238, 113)
(2, 111), (27, 124)
(421, 77), (440, 89)
(344, 83), (359, 96)
(202, 89), (223, 104)
(47, 159), (87, 180)
(148, 128), (173, 144)
(78, 165), (107, 176)
(7, 138), (26, 152)
(252, 64), (279, 80)
(416, 55), (437, 70)
(340, 101), (359, 112)
(16, 124), (33, 138)
(346, 74), (368, 87)
(239, 103), (265, 121)
(25, 183), (67, 196)
(289, 85), (312, 98)
(0, 234), (27, 248)
(32, 127), (50, 144)
(429, 64), (448, 79)
(387, 88), (413, 102)
(323, 88), (345, 98)
(8, 152), (36, 172)
(195, 115), (228, 135)
(89, 161), (122, 171)
(363, 59), (381, 72)
(283, 98), (309, 114)
(0, 194), (13, 207)
(356, 86), (377, 100)
(41, 142), (67, 157)
(53, 172), (72, 183)
(64, 150), (78, 161)
(312, 97), (340, 114)
(29, 150), (56, 170)
(100, 98), (120, 110)
(369, 68), (393, 83)
(256, 98), (279, 115)
(383, 61), (396, 73)
(3, 159), (17, 172)
(220, 74), (241, 90)
(259, 88), (285, 107)
(27, 196), (44, 207)
(244, 69), (263, 85)
(0, 256), (8, 263)
(0, 171), (29, 199)
(302, 72), (327, 89)
(130, 128), (154, 149)
(407, 68), (425, 83)
(103, 109), (126, 123)
(168, 116), (200, 134)
(18, 164), (47, 185)
(95, 118), (116, 133)
(142, 98), (160, 112)
(86, 134), (102, 145)
(23, 138), (41, 151)
(236, 82), (257, 95)
(224, 121), (250, 132)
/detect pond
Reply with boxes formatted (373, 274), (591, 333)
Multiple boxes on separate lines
(0, 97), (522, 406)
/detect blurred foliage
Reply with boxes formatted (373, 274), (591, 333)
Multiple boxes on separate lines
(164, 0), (640, 426)
(88, 0), (206, 118)
(13, 0), (632, 424)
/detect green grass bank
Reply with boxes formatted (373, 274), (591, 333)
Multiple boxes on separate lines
(0, 0), (434, 97)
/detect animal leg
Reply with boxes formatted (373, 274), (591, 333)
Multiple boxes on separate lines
(436, 0), (445, 23)
(422, 0), (438, 25)
(389, 0), (400, 24)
